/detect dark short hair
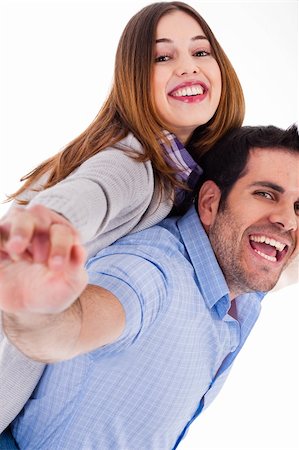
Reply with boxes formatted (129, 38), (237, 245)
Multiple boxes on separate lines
(198, 124), (299, 209)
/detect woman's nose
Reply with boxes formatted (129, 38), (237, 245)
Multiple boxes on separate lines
(175, 56), (200, 77)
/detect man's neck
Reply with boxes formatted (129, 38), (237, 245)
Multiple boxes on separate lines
(228, 299), (238, 320)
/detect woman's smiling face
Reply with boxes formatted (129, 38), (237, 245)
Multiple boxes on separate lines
(152, 10), (222, 144)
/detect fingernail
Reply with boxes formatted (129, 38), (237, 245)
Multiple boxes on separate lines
(7, 235), (24, 252)
(10, 253), (21, 262)
(10, 235), (24, 244)
(50, 256), (64, 268)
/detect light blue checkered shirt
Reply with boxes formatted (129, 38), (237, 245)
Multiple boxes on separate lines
(12, 206), (263, 449)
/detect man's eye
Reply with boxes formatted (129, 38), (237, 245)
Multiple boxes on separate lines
(155, 55), (171, 63)
(255, 191), (274, 200)
(294, 203), (299, 216)
(194, 50), (210, 57)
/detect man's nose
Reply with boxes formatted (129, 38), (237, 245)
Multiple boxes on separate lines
(269, 203), (298, 232)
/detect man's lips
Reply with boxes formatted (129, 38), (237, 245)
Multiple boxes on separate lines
(249, 234), (290, 263)
(168, 81), (208, 102)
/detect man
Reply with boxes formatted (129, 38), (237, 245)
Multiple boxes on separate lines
(0, 125), (298, 449)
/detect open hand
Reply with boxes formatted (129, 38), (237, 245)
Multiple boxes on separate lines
(0, 207), (88, 314)
(0, 204), (79, 268)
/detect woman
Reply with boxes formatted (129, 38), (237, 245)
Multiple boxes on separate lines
(0, 1), (244, 442)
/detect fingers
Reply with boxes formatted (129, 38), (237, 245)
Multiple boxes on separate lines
(48, 223), (78, 271)
(0, 204), (80, 264)
(0, 223), (83, 277)
(0, 205), (49, 256)
(70, 243), (87, 268)
(6, 209), (40, 255)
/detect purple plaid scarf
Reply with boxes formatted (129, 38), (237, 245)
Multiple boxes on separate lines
(160, 131), (203, 206)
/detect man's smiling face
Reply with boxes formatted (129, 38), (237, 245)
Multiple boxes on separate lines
(206, 147), (299, 297)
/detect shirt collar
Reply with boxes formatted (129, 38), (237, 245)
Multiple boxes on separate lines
(177, 205), (230, 312)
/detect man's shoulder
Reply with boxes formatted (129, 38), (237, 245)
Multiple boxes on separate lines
(113, 216), (184, 259)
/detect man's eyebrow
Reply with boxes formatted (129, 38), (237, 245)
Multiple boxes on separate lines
(250, 181), (285, 193)
(155, 35), (209, 44)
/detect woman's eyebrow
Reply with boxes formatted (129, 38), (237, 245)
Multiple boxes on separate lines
(192, 35), (209, 42)
(155, 35), (208, 44)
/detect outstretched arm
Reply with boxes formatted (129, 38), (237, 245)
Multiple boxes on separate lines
(1, 142), (157, 259)
(0, 222), (125, 363)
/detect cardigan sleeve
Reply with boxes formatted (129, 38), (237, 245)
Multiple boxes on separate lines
(27, 134), (155, 243)
(0, 330), (45, 432)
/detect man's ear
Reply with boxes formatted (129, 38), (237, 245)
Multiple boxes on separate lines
(197, 180), (221, 228)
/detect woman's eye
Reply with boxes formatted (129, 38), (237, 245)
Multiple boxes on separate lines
(294, 203), (299, 216)
(194, 50), (210, 57)
(155, 55), (171, 63)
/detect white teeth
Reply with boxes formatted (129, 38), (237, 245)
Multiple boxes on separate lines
(250, 235), (285, 252)
(172, 85), (204, 97)
(254, 249), (277, 262)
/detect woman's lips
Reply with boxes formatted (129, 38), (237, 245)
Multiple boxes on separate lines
(168, 81), (208, 103)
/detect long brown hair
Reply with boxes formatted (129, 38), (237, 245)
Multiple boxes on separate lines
(10, 1), (244, 203)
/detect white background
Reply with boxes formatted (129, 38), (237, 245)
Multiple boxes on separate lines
(0, 1), (298, 449)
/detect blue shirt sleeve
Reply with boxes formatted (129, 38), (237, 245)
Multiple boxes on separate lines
(85, 250), (169, 357)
